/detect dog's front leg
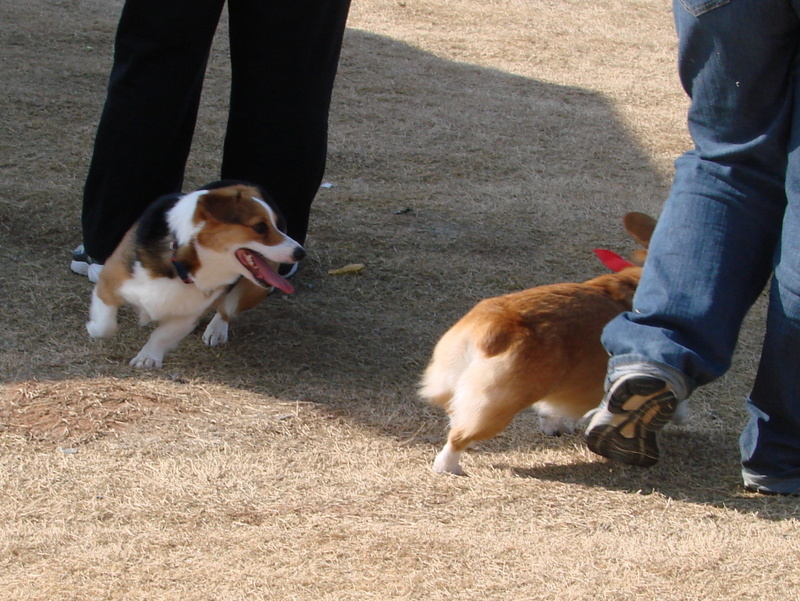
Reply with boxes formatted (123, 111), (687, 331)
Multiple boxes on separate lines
(202, 282), (242, 346)
(130, 316), (198, 369)
(202, 312), (230, 346)
(202, 278), (269, 346)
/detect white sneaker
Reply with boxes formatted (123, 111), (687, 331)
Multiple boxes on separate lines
(87, 263), (103, 283)
(71, 244), (103, 283)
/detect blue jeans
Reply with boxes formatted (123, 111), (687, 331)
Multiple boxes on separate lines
(601, 0), (800, 492)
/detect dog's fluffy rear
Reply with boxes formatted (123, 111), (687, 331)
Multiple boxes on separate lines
(420, 212), (654, 475)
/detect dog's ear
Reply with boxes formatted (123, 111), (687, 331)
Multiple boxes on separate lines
(196, 188), (246, 224)
(195, 191), (220, 223)
(629, 248), (648, 267)
(623, 212), (657, 249)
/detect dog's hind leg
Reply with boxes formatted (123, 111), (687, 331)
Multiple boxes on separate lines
(86, 287), (120, 339)
(130, 316), (198, 369)
(433, 360), (519, 475)
(434, 399), (517, 475)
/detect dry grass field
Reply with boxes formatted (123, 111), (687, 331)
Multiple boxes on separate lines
(2, 0), (800, 599)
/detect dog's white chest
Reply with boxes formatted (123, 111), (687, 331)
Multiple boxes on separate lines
(120, 265), (221, 322)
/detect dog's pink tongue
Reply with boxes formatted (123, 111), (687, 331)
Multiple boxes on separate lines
(236, 249), (295, 294)
(263, 266), (295, 294)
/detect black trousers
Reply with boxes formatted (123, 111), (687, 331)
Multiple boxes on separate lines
(81, 0), (352, 262)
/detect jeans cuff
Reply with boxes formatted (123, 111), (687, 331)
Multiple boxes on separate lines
(742, 469), (800, 496)
(606, 360), (692, 401)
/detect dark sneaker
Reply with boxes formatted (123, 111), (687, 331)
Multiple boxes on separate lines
(70, 244), (103, 283)
(744, 483), (780, 496)
(584, 374), (678, 467)
(743, 477), (800, 496)
(278, 263), (299, 278)
(744, 484), (800, 497)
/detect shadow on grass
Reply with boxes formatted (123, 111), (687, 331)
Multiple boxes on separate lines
(3, 18), (788, 519)
(493, 428), (800, 520)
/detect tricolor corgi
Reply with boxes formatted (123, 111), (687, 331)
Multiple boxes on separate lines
(86, 180), (305, 368)
(419, 213), (655, 474)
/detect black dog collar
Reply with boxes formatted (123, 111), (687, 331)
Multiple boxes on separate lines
(170, 240), (194, 284)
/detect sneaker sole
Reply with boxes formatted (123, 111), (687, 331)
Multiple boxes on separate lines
(585, 376), (677, 467)
(744, 482), (800, 496)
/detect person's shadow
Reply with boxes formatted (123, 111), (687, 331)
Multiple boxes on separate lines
(194, 30), (781, 515)
(186, 27), (677, 400)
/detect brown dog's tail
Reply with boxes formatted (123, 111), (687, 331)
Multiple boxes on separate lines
(419, 323), (475, 409)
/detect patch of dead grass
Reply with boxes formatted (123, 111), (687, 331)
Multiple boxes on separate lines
(2, 0), (800, 599)
(0, 379), (194, 444)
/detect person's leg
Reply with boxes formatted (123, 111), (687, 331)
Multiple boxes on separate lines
(586, 0), (799, 465)
(221, 0), (352, 244)
(740, 278), (800, 494)
(741, 61), (800, 493)
(81, 0), (226, 264)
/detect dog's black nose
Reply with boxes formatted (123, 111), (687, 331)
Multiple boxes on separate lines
(293, 246), (306, 261)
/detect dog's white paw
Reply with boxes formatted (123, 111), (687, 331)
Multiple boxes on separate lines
(129, 351), (163, 370)
(538, 414), (575, 436)
(202, 314), (229, 346)
(672, 400), (691, 426)
(433, 444), (465, 475)
(86, 320), (117, 339)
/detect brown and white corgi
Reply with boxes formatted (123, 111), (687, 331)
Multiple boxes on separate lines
(86, 180), (305, 369)
(419, 212), (655, 474)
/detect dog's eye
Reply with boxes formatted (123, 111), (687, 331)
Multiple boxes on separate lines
(252, 222), (269, 235)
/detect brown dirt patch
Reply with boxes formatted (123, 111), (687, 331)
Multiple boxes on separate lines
(0, 379), (192, 444)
